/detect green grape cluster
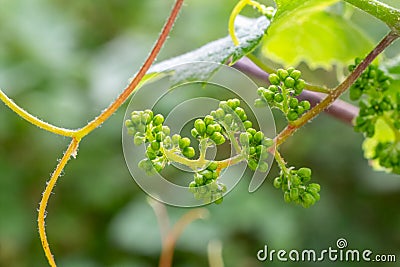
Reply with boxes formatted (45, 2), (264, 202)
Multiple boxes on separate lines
(350, 59), (395, 137)
(349, 59), (400, 173)
(191, 115), (226, 145)
(255, 68), (310, 121)
(273, 167), (320, 208)
(239, 128), (273, 172)
(125, 110), (196, 175)
(189, 161), (227, 204)
(374, 142), (400, 174)
(349, 58), (391, 101)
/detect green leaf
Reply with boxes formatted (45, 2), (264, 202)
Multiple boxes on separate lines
(262, 4), (373, 70)
(274, 0), (339, 24)
(142, 16), (270, 84)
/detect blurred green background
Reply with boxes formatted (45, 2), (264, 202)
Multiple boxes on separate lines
(1, 0), (400, 266)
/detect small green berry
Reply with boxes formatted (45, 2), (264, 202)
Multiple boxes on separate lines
(194, 119), (206, 135)
(284, 77), (296, 88)
(287, 111), (299, 121)
(150, 141), (160, 151)
(172, 134), (181, 145)
(191, 128), (199, 138)
(248, 159), (258, 171)
(254, 131), (264, 143)
(207, 161), (218, 171)
(211, 132), (226, 145)
(289, 98), (299, 109)
(269, 73), (280, 85)
(300, 100), (311, 110)
(204, 115), (214, 125)
(183, 147), (195, 158)
(243, 120), (253, 129)
(273, 177), (282, 189)
(274, 93), (284, 103)
(277, 69), (289, 80)
(162, 126), (170, 136)
(179, 137), (191, 149)
(290, 70), (301, 80)
(297, 167), (311, 179)
(153, 114), (164, 126)
(290, 188), (299, 201)
(194, 174), (204, 185)
(134, 134), (145, 146)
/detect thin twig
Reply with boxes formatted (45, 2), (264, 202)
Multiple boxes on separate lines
(38, 138), (80, 267)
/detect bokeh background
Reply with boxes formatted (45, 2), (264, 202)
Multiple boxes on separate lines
(1, 0), (400, 266)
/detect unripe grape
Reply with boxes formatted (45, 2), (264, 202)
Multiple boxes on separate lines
(240, 132), (250, 145)
(206, 124), (216, 136)
(224, 114), (233, 125)
(202, 170), (213, 180)
(172, 134), (181, 145)
(277, 69), (289, 80)
(269, 85), (279, 92)
(183, 147), (195, 158)
(287, 111), (299, 121)
(194, 119), (206, 135)
(273, 177), (282, 188)
(151, 141), (160, 151)
(284, 191), (291, 203)
(248, 159), (258, 171)
(214, 197), (223, 205)
(289, 98), (299, 109)
(207, 161), (218, 171)
(204, 115), (214, 125)
(162, 126), (170, 136)
(194, 174), (204, 185)
(134, 134), (145, 146)
(211, 132), (226, 145)
(269, 73), (280, 85)
(290, 70), (301, 80)
(290, 188), (299, 201)
(156, 132), (165, 142)
(191, 128), (199, 138)
(297, 167), (311, 179)
(215, 108), (225, 119)
(284, 77), (296, 88)
(258, 87), (265, 96)
(131, 114), (141, 125)
(246, 128), (257, 136)
(243, 120), (253, 129)
(263, 90), (274, 101)
(254, 131), (264, 143)
(274, 93), (284, 103)
(153, 114), (164, 126)
(125, 120), (133, 128)
(296, 106), (305, 115)
(300, 100), (311, 110)
(179, 137), (191, 149)
(301, 193), (316, 208)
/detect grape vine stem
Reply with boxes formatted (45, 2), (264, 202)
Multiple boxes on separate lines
(33, 0), (184, 266)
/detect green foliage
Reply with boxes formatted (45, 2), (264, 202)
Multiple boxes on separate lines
(146, 15), (270, 84)
(349, 59), (400, 174)
(273, 167), (321, 208)
(263, 3), (373, 69)
(255, 67), (310, 122)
